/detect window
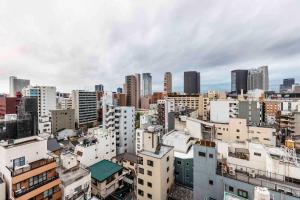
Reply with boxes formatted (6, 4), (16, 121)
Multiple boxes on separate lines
(236, 136), (240, 139)
(138, 178), (144, 185)
(217, 133), (222, 135)
(147, 170), (152, 176)
(177, 161), (181, 165)
(167, 167), (169, 172)
(229, 186), (234, 192)
(147, 182), (152, 188)
(167, 177), (169, 183)
(238, 189), (248, 198)
(167, 156), (169, 162)
(139, 168), (144, 174)
(147, 160), (154, 167)
(254, 152), (261, 156)
(138, 189), (144, 196)
(209, 154), (213, 158)
(198, 152), (206, 157)
(13, 156), (25, 167)
(147, 193), (152, 199)
(236, 129), (240, 132)
(209, 180), (213, 185)
(16, 183), (21, 190)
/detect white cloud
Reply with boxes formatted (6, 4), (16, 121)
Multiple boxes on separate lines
(0, 0), (300, 93)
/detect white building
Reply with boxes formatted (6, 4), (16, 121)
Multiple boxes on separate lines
(71, 90), (97, 127)
(104, 105), (135, 154)
(22, 86), (56, 134)
(210, 100), (239, 123)
(57, 152), (91, 200)
(74, 127), (116, 167)
(61, 97), (73, 109)
(157, 99), (175, 132)
(216, 141), (300, 182)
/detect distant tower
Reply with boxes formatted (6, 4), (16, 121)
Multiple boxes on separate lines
(9, 76), (30, 97)
(142, 73), (152, 97)
(125, 74), (141, 109)
(95, 84), (104, 92)
(184, 71), (200, 94)
(164, 72), (172, 94)
(231, 70), (248, 94)
(247, 66), (269, 91)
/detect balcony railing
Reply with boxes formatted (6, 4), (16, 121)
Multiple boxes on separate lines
(14, 174), (59, 198)
(216, 162), (300, 198)
(8, 158), (56, 177)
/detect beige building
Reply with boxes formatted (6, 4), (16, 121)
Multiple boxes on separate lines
(199, 91), (226, 121)
(164, 72), (172, 94)
(50, 109), (75, 134)
(136, 128), (174, 200)
(215, 118), (276, 146)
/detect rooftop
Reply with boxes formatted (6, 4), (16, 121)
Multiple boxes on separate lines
(89, 160), (122, 182)
(163, 130), (195, 153)
(139, 144), (173, 159)
(113, 153), (138, 163)
(57, 165), (90, 186)
(47, 138), (61, 152)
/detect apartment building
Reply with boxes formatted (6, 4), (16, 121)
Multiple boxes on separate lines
(157, 99), (175, 133)
(0, 136), (61, 200)
(136, 131), (174, 200)
(60, 97), (72, 109)
(193, 140), (300, 200)
(89, 160), (124, 199)
(57, 152), (91, 200)
(74, 127), (116, 167)
(162, 130), (196, 188)
(104, 105), (135, 154)
(22, 86), (56, 117)
(263, 100), (281, 125)
(210, 100), (239, 123)
(215, 118), (276, 146)
(71, 90), (97, 127)
(50, 109), (75, 134)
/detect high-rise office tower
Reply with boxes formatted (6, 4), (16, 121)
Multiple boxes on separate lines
(142, 73), (152, 97)
(164, 72), (172, 93)
(280, 78), (295, 93)
(184, 71), (200, 94)
(231, 70), (248, 94)
(95, 84), (104, 92)
(71, 90), (97, 127)
(9, 76), (30, 97)
(247, 66), (269, 91)
(125, 74), (141, 108)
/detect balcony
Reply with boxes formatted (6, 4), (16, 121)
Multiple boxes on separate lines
(8, 158), (56, 177)
(14, 174), (59, 198)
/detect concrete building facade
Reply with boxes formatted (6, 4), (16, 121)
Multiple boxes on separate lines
(50, 109), (75, 134)
(164, 72), (172, 94)
(184, 71), (200, 94)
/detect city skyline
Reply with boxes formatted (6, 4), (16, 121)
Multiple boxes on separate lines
(1, 0), (300, 93)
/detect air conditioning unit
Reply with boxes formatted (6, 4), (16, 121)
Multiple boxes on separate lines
(229, 169), (235, 176)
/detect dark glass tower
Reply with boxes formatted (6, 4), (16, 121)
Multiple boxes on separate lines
(231, 70), (248, 94)
(184, 71), (200, 94)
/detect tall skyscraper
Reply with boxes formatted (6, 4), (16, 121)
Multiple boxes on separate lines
(164, 72), (172, 93)
(247, 66), (269, 91)
(125, 74), (141, 108)
(9, 76), (30, 97)
(142, 73), (152, 97)
(280, 78), (295, 93)
(95, 84), (104, 92)
(184, 71), (200, 94)
(231, 70), (248, 94)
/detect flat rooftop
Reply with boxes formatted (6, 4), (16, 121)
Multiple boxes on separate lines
(57, 166), (90, 186)
(114, 153), (137, 163)
(139, 145), (173, 159)
(89, 160), (122, 182)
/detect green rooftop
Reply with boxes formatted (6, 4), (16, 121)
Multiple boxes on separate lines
(89, 160), (123, 182)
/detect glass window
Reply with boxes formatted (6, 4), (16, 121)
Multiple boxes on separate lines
(238, 189), (248, 198)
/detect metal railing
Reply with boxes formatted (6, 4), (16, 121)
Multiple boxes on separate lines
(14, 174), (59, 198)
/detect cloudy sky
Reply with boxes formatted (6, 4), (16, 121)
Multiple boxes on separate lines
(0, 0), (300, 93)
